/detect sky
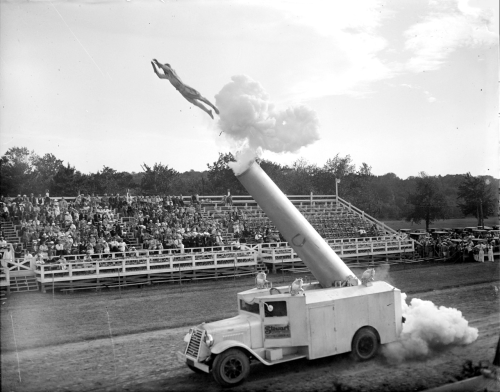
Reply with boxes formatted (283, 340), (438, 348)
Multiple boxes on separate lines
(0, 0), (498, 179)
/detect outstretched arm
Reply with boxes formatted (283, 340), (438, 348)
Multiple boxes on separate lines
(151, 60), (168, 79)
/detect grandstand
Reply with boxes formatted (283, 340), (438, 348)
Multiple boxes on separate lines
(0, 193), (414, 293)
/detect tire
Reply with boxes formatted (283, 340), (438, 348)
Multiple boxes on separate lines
(212, 349), (250, 387)
(187, 364), (205, 374)
(351, 327), (379, 361)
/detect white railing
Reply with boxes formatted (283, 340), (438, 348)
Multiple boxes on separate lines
(0, 268), (9, 288)
(260, 239), (414, 264)
(336, 196), (398, 235)
(0, 244), (33, 272)
(14, 244), (249, 266)
(34, 249), (257, 283)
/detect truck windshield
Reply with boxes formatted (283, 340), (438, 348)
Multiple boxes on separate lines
(240, 300), (259, 314)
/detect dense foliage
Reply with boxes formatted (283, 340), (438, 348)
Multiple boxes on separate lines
(1, 147), (497, 222)
(405, 172), (449, 230)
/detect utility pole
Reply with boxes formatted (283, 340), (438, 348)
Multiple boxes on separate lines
(335, 178), (340, 207)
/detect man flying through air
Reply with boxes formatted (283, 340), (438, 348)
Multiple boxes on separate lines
(151, 59), (219, 119)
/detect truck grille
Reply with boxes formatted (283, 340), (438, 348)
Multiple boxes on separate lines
(185, 328), (203, 358)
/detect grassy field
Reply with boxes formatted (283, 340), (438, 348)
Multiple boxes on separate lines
(1, 262), (498, 353)
(383, 217), (499, 231)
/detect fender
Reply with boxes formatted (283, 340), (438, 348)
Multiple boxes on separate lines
(211, 340), (273, 366)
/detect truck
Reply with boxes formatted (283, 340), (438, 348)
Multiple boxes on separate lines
(177, 160), (403, 387)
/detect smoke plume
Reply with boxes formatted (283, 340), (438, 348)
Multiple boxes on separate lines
(383, 293), (479, 362)
(215, 75), (320, 166)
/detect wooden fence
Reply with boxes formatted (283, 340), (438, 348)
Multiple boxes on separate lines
(34, 249), (258, 292)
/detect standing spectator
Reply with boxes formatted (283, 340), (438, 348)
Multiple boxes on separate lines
(441, 241), (449, 259)
(478, 242), (485, 263)
(59, 197), (68, 213)
(487, 242), (495, 262)
(466, 240), (474, 262)
(44, 190), (51, 206)
(226, 192), (233, 207)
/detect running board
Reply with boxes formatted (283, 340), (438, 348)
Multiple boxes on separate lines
(254, 350), (307, 366)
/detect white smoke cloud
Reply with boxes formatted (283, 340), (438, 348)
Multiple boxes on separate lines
(228, 147), (263, 176)
(215, 75), (320, 155)
(383, 293), (478, 362)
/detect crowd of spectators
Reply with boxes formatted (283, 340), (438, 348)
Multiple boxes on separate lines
(402, 229), (498, 262)
(0, 192), (259, 264)
(1, 193), (497, 267)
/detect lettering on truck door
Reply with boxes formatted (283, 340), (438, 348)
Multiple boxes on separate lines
(262, 296), (308, 348)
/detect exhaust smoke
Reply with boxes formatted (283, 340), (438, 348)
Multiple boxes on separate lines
(383, 292), (479, 362)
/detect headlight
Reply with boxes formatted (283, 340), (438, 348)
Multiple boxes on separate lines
(204, 333), (214, 347)
(183, 328), (193, 343)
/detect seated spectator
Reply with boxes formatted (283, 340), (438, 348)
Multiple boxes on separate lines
(14, 243), (23, 259)
(117, 237), (127, 255)
(230, 237), (241, 250)
(82, 252), (96, 271)
(109, 237), (119, 253)
(215, 230), (224, 246)
(0, 237), (7, 249)
(47, 241), (56, 259)
(35, 252), (45, 265)
(58, 256), (68, 270)
(103, 241), (111, 255)
(1, 203), (10, 221)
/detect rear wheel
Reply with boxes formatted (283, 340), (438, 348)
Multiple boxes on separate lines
(351, 327), (379, 361)
(212, 349), (250, 387)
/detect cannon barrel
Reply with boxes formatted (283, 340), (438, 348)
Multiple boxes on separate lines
(236, 160), (357, 287)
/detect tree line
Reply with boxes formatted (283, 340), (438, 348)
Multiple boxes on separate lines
(1, 147), (497, 228)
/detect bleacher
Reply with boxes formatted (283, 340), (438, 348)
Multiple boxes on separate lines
(1, 193), (408, 293)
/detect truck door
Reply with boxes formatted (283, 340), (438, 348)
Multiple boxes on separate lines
(308, 303), (337, 359)
(262, 296), (308, 347)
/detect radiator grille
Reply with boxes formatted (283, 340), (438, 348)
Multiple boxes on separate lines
(185, 328), (203, 358)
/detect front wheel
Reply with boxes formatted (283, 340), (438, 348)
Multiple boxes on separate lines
(212, 349), (250, 387)
(351, 327), (379, 361)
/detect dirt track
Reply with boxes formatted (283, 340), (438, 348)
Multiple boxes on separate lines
(1, 265), (499, 392)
